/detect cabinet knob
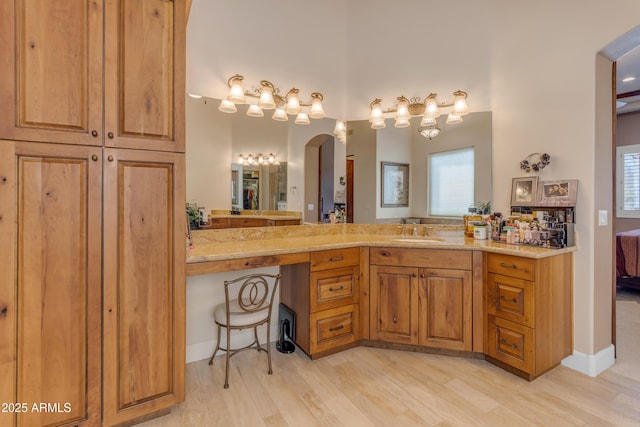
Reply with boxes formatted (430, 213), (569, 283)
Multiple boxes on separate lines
(329, 256), (344, 262)
(0, 306), (7, 317)
(91, 130), (98, 137)
(107, 155), (114, 162)
(392, 315), (398, 323)
(91, 154), (98, 161)
(107, 132), (114, 139)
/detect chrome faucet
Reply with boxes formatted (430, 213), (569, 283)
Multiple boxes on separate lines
(412, 224), (418, 237)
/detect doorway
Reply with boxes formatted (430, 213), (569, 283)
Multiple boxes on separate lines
(303, 134), (334, 223)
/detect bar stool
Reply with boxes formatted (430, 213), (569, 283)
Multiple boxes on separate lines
(208, 273), (281, 388)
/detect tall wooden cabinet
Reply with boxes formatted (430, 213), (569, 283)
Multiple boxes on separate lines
(0, 1), (186, 426)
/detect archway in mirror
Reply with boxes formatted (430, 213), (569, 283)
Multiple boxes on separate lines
(304, 134), (336, 223)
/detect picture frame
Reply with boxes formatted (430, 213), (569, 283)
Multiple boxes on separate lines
(510, 176), (538, 206)
(536, 179), (578, 206)
(381, 162), (409, 207)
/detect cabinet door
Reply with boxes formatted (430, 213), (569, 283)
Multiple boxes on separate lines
(418, 268), (472, 351)
(0, 141), (102, 427)
(0, 1), (103, 146)
(104, 0), (185, 152)
(103, 148), (186, 425)
(370, 266), (418, 345)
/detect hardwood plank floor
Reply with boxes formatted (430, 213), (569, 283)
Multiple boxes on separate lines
(140, 292), (640, 426)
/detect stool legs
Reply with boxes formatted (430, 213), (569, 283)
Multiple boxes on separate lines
(209, 324), (222, 366)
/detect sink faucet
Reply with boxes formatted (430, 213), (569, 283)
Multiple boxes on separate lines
(412, 224), (418, 237)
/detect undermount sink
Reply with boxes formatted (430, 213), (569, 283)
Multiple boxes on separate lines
(392, 237), (445, 243)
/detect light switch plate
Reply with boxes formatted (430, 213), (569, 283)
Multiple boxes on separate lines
(307, 203), (314, 211)
(598, 210), (608, 226)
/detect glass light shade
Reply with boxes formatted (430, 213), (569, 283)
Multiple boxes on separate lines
(420, 115), (437, 126)
(371, 118), (386, 129)
(425, 95), (441, 118)
(218, 99), (237, 113)
(295, 112), (310, 125)
(246, 104), (264, 117)
(370, 102), (384, 122)
(268, 153), (275, 163)
(228, 77), (246, 103)
(446, 112), (463, 124)
(258, 84), (276, 109)
(237, 154), (244, 164)
(272, 107), (288, 121)
(395, 99), (410, 123)
(419, 126), (440, 139)
(394, 117), (410, 128)
(453, 91), (469, 116)
(309, 94), (326, 119)
(247, 154), (254, 164)
(333, 120), (345, 135)
(285, 91), (301, 115)
(257, 154), (265, 164)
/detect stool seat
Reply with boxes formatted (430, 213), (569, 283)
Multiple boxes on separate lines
(214, 299), (269, 327)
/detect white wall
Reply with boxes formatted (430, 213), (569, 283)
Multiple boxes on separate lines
(186, 0), (640, 373)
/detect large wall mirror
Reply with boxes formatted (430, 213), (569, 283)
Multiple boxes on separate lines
(186, 95), (491, 224)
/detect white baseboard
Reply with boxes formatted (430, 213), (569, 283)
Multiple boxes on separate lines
(561, 345), (615, 377)
(186, 325), (280, 364)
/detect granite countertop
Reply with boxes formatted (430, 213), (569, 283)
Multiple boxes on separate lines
(187, 223), (576, 264)
(209, 214), (301, 221)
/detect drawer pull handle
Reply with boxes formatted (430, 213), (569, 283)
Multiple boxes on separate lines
(500, 296), (518, 303)
(392, 315), (398, 323)
(329, 324), (344, 332)
(329, 285), (344, 292)
(329, 256), (344, 262)
(0, 306), (7, 317)
(500, 262), (518, 269)
(245, 260), (265, 266)
(501, 338), (519, 349)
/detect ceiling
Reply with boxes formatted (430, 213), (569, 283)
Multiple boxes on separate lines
(616, 45), (640, 114)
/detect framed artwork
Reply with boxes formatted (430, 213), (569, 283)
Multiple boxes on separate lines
(510, 176), (538, 206)
(537, 179), (578, 206)
(381, 162), (409, 207)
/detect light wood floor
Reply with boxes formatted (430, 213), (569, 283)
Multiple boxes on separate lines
(141, 291), (640, 426)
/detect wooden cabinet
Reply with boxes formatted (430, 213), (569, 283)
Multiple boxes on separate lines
(485, 252), (573, 380)
(0, 1), (186, 425)
(369, 248), (473, 352)
(0, 141), (103, 427)
(102, 148), (185, 426)
(0, 0), (185, 153)
(281, 248), (360, 357)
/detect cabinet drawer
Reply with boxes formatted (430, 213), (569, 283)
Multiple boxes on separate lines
(370, 247), (471, 270)
(487, 253), (535, 281)
(310, 266), (359, 312)
(487, 315), (534, 373)
(228, 217), (269, 228)
(487, 273), (535, 327)
(310, 247), (360, 271)
(204, 217), (230, 229)
(310, 304), (360, 354)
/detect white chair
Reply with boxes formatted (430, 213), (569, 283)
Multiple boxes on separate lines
(208, 273), (281, 388)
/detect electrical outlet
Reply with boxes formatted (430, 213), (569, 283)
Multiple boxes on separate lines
(598, 210), (608, 226)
